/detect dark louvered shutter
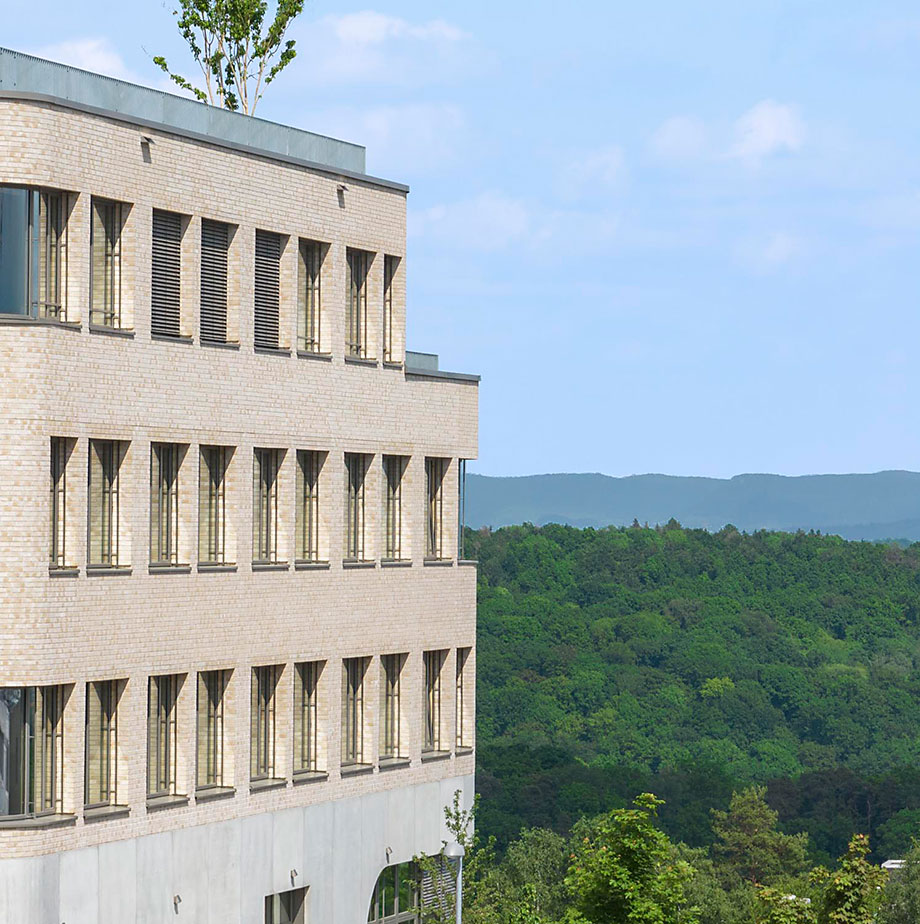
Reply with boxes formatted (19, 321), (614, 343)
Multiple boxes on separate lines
(254, 229), (281, 349)
(151, 209), (182, 338)
(201, 219), (229, 344)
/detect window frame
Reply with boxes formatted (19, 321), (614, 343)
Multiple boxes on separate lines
(147, 674), (180, 799)
(90, 196), (126, 329)
(84, 679), (119, 810)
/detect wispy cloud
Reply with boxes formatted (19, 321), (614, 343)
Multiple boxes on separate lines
(411, 192), (534, 251)
(291, 11), (475, 87)
(558, 145), (627, 200)
(729, 100), (805, 165)
(31, 37), (140, 82)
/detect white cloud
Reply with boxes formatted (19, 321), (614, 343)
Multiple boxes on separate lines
(306, 103), (467, 175)
(31, 37), (138, 82)
(729, 100), (805, 164)
(649, 115), (708, 163)
(293, 11), (473, 87)
(559, 145), (627, 200)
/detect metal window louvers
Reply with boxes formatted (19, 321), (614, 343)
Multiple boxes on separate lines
(254, 229), (281, 349)
(151, 209), (182, 338)
(200, 219), (229, 344)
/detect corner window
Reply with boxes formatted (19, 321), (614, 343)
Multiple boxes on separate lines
(0, 685), (65, 818)
(0, 186), (68, 319)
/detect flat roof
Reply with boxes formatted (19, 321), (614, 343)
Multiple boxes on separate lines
(0, 46), (408, 192)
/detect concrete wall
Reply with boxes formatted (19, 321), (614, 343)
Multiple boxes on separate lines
(0, 774), (473, 924)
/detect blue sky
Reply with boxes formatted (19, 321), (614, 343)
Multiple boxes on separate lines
(8, 1), (920, 477)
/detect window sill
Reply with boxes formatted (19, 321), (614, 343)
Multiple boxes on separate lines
(49, 565), (79, 578)
(459, 560), (479, 567)
(195, 786), (236, 802)
(201, 339), (240, 351)
(148, 563), (192, 575)
(455, 746), (474, 757)
(343, 559), (376, 569)
(0, 314), (80, 330)
(381, 559), (413, 568)
(84, 804), (130, 821)
(378, 757), (411, 771)
(254, 345), (291, 357)
(423, 558), (455, 567)
(293, 770), (329, 785)
(340, 763), (374, 777)
(89, 323), (135, 338)
(344, 354), (379, 367)
(421, 750), (452, 763)
(146, 794), (189, 811)
(297, 350), (333, 362)
(0, 813), (76, 830)
(152, 332), (194, 344)
(383, 360), (404, 370)
(86, 564), (132, 577)
(252, 561), (290, 572)
(197, 562), (238, 573)
(295, 560), (331, 571)
(250, 777), (287, 792)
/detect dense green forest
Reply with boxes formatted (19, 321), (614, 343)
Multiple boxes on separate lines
(470, 523), (920, 864)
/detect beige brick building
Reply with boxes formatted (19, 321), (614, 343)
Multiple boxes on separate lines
(0, 48), (478, 924)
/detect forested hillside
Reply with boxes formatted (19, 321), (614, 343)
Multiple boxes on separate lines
(470, 523), (920, 863)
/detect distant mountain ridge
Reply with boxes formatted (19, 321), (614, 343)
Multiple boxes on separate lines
(465, 470), (920, 541)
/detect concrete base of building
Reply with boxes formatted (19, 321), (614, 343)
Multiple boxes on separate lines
(0, 774), (473, 924)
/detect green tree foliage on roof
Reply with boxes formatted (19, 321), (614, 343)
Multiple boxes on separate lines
(153, 0), (305, 114)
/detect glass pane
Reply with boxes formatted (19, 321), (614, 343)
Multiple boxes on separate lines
(0, 188), (29, 315)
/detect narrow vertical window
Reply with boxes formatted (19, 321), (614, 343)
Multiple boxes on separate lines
(254, 229), (282, 350)
(456, 648), (471, 750)
(458, 459), (468, 561)
(201, 218), (230, 344)
(383, 255), (399, 363)
(251, 665), (280, 782)
(197, 670), (228, 789)
(423, 650), (446, 753)
(425, 458), (448, 560)
(199, 445), (230, 565)
(85, 679), (119, 809)
(383, 456), (407, 561)
(346, 248), (371, 358)
(151, 443), (182, 566)
(341, 657), (368, 767)
(345, 453), (369, 561)
(298, 239), (323, 353)
(253, 448), (282, 563)
(151, 208), (182, 338)
(147, 674), (180, 799)
(296, 450), (323, 563)
(294, 661), (323, 775)
(0, 685), (65, 818)
(88, 439), (124, 567)
(50, 437), (70, 569)
(90, 197), (125, 328)
(380, 654), (405, 761)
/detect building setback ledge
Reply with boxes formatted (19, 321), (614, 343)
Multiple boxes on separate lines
(0, 813), (76, 830)
(146, 794), (189, 811)
(421, 751), (452, 764)
(250, 778), (287, 793)
(293, 770), (329, 785)
(83, 804), (130, 822)
(195, 786), (236, 803)
(405, 368), (480, 384)
(340, 763), (374, 777)
(458, 560), (479, 568)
